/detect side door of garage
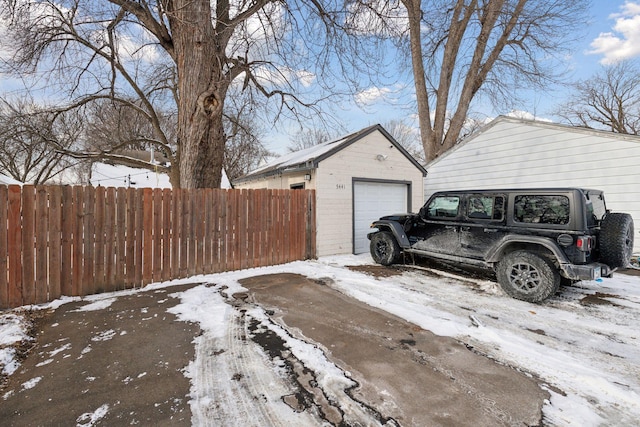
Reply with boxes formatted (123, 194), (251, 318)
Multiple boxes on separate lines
(353, 180), (410, 254)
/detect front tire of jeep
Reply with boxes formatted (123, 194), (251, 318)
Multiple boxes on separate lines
(496, 251), (561, 303)
(600, 213), (634, 269)
(370, 231), (401, 266)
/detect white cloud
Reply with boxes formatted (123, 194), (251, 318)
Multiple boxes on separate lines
(295, 70), (316, 88)
(248, 65), (316, 90)
(354, 86), (392, 106)
(588, 1), (640, 64)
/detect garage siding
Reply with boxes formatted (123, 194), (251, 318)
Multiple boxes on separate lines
(315, 131), (423, 257)
(424, 117), (640, 253)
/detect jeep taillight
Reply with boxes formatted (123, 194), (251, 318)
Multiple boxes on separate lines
(576, 236), (593, 251)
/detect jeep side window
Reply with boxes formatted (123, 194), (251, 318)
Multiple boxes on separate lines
(514, 195), (570, 225)
(585, 192), (606, 223)
(427, 196), (460, 218)
(467, 196), (505, 220)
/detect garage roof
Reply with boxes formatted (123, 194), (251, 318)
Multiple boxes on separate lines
(234, 124), (426, 184)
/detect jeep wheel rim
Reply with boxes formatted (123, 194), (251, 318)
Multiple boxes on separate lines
(625, 227), (634, 254)
(508, 262), (541, 292)
(375, 241), (389, 258)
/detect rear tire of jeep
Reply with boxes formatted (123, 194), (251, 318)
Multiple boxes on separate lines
(600, 213), (634, 269)
(496, 251), (560, 303)
(370, 231), (400, 266)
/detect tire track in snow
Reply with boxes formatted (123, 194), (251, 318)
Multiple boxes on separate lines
(329, 264), (640, 425)
(170, 284), (314, 426)
(171, 283), (389, 426)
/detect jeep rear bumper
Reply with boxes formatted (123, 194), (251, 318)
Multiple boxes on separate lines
(561, 263), (613, 281)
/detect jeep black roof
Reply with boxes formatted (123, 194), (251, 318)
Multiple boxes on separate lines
(429, 188), (603, 196)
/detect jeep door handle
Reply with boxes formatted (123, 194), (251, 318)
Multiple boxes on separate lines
(445, 225), (457, 230)
(483, 228), (498, 233)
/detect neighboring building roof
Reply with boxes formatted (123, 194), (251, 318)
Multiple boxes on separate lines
(427, 115), (640, 167)
(0, 173), (23, 185)
(234, 124), (427, 184)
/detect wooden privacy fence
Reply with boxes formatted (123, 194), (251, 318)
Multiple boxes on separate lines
(0, 185), (316, 310)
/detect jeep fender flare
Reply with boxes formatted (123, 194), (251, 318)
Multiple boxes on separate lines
(370, 220), (411, 248)
(485, 235), (570, 265)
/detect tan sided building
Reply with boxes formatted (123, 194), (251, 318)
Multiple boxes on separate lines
(233, 125), (427, 257)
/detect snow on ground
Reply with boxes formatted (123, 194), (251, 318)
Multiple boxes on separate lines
(1, 254), (639, 426)
(0, 314), (33, 376)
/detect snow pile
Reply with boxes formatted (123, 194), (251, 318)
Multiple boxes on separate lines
(0, 313), (33, 376)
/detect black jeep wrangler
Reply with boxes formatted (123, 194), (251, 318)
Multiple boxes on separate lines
(368, 188), (635, 302)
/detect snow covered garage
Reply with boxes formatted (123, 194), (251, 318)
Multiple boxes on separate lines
(424, 116), (640, 253)
(233, 125), (426, 256)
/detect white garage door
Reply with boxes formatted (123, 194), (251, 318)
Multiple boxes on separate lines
(353, 181), (409, 254)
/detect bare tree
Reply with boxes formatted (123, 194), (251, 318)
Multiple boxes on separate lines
(556, 61), (640, 135)
(223, 95), (272, 181)
(0, 96), (81, 184)
(382, 119), (425, 164)
(287, 128), (335, 152)
(81, 98), (177, 176)
(1, 1), (373, 188)
(357, 0), (588, 163)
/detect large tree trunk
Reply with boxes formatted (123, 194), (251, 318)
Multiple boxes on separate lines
(402, 0), (436, 163)
(169, 0), (226, 189)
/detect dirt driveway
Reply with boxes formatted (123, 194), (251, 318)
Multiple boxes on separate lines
(238, 272), (546, 426)
(1, 270), (547, 426)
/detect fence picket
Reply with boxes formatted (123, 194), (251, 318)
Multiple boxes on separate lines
(72, 186), (84, 296)
(0, 186), (8, 308)
(153, 188), (163, 282)
(7, 185), (23, 307)
(21, 186), (35, 305)
(104, 187), (117, 291)
(83, 186), (96, 296)
(183, 190), (192, 276)
(60, 187), (73, 296)
(35, 187), (49, 304)
(142, 188), (153, 285)
(115, 188), (126, 289)
(211, 190), (221, 270)
(172, 189), (181, 277)
(125, 188), (136, 287)
(194, 190), (204, 274)
(162, 188), (172, 282)
(94, 187), (106, 292)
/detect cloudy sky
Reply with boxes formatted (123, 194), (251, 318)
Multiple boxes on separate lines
(264, 1), (640, 155)
(2, 2), (640, 158)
